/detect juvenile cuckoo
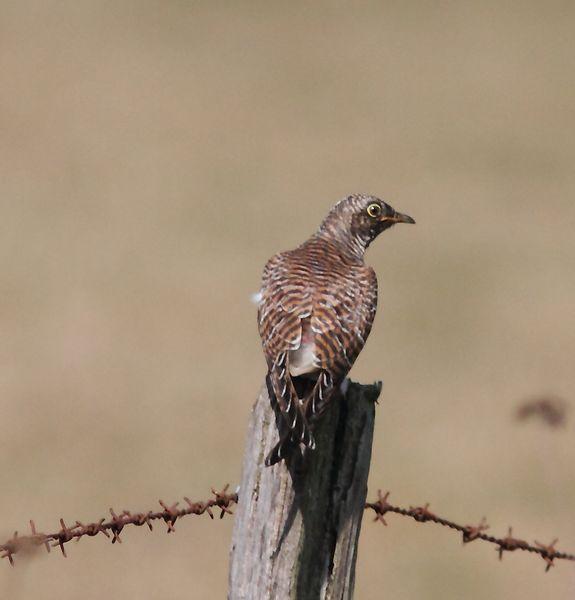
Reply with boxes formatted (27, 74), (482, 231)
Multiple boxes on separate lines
(257, 194), (414, 466)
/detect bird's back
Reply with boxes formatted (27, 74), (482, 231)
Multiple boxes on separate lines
(258, 235), (378, 379)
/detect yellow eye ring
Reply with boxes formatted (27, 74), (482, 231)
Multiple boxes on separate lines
(367, 203), (381, 218)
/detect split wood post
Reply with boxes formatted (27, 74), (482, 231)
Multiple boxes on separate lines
(228, 380), (381, 600)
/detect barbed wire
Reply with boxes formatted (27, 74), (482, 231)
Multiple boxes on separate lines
(0, 485), (237, 565)
(365, 490), (575, 571)
(2, 485), (573, 571)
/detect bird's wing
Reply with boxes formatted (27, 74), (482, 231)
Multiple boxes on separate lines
(258, 252), (312, 360)
(258, 252), (314, 452)
(310, 265), (378, 379)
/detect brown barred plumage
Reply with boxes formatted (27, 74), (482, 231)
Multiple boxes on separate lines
(257, 194), (415, 466)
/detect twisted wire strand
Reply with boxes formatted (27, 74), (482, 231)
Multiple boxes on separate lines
(0, 485), (237, 565)
(366, 490), (575, 571)
(2, 485), (573, 572)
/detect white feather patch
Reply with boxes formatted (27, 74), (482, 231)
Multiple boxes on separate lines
(250, 291), (263, 305)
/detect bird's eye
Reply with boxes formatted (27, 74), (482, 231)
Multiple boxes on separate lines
(366, 203), (381, 218)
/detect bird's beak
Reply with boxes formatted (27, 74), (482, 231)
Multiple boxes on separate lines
(390, 211), (415, 225)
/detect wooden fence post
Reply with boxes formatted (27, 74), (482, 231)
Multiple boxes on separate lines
(229, 380), (380, 600)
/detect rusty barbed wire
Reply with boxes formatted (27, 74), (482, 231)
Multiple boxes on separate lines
(0, 485), (237, 565)
(2, 484), (573, 572)
(365, 490), (575, 571)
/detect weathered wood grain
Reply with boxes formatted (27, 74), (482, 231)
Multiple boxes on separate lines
(229, 380), (380, 600)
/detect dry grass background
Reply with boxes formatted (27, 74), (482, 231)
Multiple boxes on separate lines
(1, 1), (574, 598)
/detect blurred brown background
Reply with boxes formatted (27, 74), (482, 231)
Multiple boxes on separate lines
(1, 1), (574, 598)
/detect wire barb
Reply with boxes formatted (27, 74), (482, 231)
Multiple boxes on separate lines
(462, 517), (489, 544)
(535, 539), (559, 572)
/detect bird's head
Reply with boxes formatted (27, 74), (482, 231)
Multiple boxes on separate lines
(318, 194), (415, 257)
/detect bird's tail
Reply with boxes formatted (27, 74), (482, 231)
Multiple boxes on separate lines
(265, 434), (295, 467)
(265, 368), (315, 467)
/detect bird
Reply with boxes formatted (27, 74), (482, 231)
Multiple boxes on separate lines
(256, 193), (415, 466)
